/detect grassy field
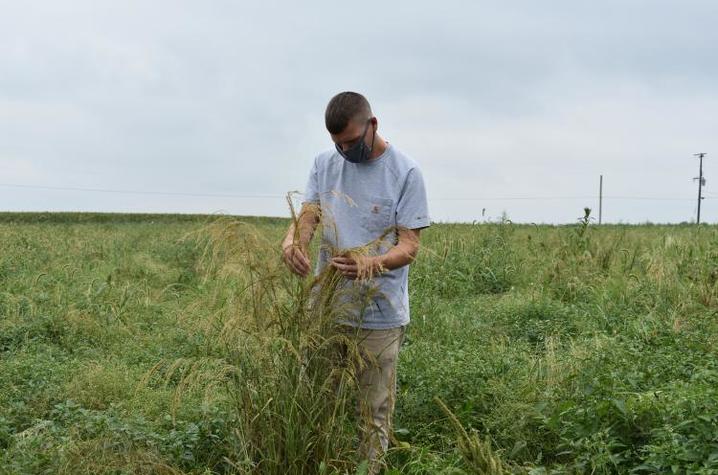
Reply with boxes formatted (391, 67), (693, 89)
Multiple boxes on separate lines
(1, 212), (717, 474)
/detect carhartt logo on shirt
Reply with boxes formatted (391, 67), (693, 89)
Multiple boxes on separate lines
(372, 205), (381, 214)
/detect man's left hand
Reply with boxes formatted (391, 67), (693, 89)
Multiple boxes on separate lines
(331, 255), (383, 280)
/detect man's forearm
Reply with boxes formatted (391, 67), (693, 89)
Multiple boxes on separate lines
(283, 206), (319, 249)
(374, 240), (418, 272)
(330, 228), (422, 280)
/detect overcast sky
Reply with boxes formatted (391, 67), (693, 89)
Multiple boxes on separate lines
(1, 0), (717, 224)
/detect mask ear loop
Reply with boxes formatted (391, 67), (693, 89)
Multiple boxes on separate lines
(368, 119), (377, 153)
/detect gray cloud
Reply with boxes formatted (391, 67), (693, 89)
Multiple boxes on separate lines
(1, 0), (716, 223)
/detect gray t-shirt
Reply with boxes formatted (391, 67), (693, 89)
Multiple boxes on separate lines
(303, 142), (430, 329)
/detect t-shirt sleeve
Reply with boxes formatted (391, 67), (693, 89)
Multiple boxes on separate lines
(396, 166), (430, 229)
(302, 156), (320, 204)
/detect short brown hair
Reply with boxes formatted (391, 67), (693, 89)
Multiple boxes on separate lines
(325, 91), (372, 135)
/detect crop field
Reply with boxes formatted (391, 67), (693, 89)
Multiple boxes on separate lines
(1, 212), (717, 474)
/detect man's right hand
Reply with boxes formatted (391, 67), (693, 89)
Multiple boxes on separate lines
(282, 242), (311, 277)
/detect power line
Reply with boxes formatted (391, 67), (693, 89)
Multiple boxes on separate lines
(432, 196), (703, 201)
(0, 182), (712, 202)
(0, 183), (283, 199)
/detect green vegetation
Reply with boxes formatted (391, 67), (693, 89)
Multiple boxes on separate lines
(1, 211), (717, 474)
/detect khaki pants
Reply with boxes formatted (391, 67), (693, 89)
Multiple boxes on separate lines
(336, 324), (406, 474)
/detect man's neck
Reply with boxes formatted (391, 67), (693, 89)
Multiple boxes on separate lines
(368, 134), (388, 161)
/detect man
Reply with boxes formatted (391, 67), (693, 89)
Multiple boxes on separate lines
(281, 91), (430, 473)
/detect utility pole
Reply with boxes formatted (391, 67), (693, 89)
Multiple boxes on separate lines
(694, 153), (707, 224)
(599, 174), (603, 225)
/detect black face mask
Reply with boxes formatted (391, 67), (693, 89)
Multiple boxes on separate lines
(335, 119), (375, 164)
